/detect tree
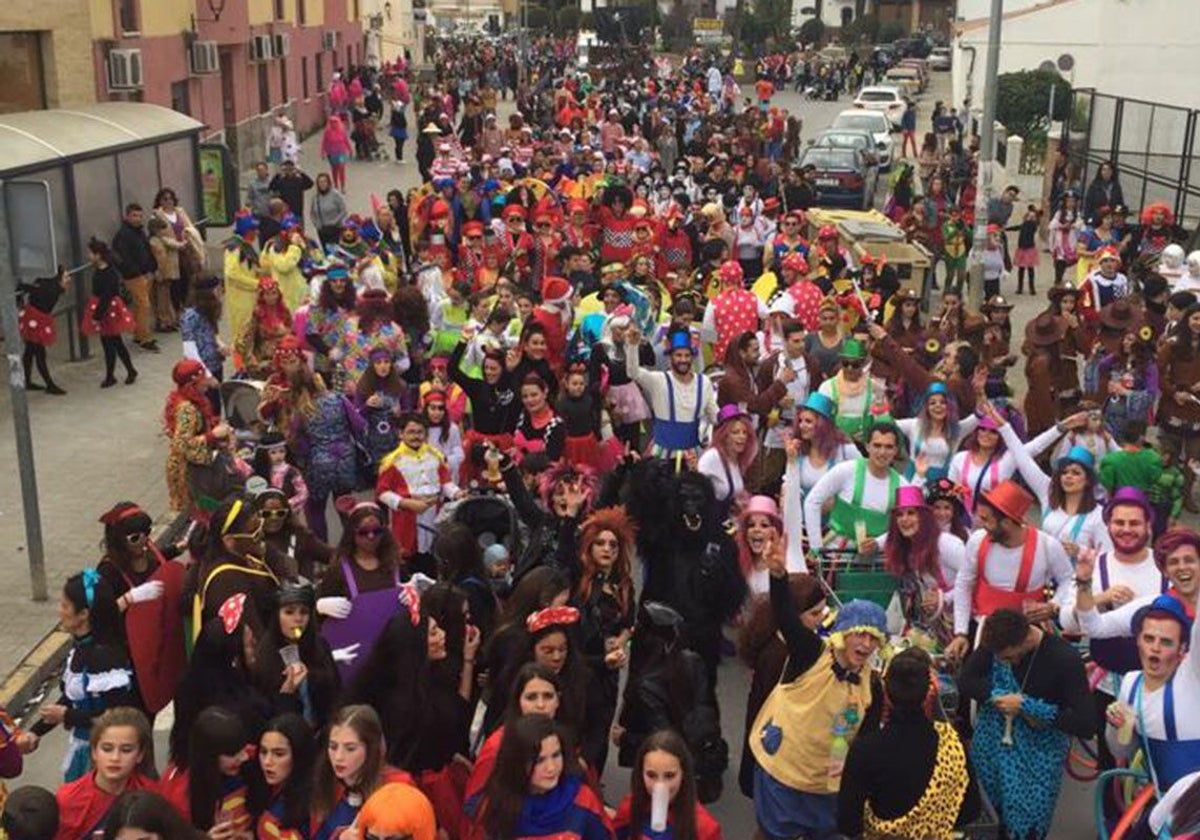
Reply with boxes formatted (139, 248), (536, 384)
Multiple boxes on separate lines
(797, 17), (825, 47)
(555, 4), (581, 32)
(995, 69), (1072, 142)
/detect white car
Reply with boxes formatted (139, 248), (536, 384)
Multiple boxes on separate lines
(929, 47), (952, 71)
(852, 86), (906, 128)
(832, 109), (896, 169)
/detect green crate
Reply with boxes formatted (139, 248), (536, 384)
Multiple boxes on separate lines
(834, 569), (898, 609)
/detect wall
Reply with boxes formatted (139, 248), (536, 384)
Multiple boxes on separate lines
(1, 0), (97, 107)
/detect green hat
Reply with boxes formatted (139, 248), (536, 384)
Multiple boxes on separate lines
(840, 338), (868, 361)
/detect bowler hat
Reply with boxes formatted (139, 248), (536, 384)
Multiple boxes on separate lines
(980, 480), (1034, 523)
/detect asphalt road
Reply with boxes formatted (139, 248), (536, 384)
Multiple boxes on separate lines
(7, 70), (1094, 837)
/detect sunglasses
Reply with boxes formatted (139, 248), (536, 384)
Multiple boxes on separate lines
(357, 527), (384, 539)
(126, 531), (150, 545)
(842, 360), (866, 369)
(260, 509), (290, 520)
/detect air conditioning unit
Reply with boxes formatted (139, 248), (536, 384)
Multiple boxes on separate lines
(273, 33), (290, 58)
(107, 48), (144, 90)
(321, 30), (339, 51)
(189, 40), (220, 74)
(249, 34), (275, 61)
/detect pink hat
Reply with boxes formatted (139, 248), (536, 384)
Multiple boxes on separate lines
(977, 414), (1001, 431)
(716, 403), (750, 427)
(894, 485), (926, 509)
(740, 495), (782, 525)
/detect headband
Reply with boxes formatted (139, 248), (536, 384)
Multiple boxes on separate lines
(526, 605), (581, 634)
(222, 499), (245, 536)
(98, 504), (145, 526)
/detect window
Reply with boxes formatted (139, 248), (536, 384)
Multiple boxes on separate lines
(0, 33), (47, 113)
(316, 52), (326, 93)
(257, 61), (271, 114)
(274, 0), (286, 19)
(298, 0), (307, 24)
(301, 56), (309, 99)
(170, 80), (190, 115)
(118, 0), (139, 33)
(280, 58), (288, 103)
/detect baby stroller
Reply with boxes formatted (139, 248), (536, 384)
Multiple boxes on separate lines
(352, 113), (385, 161)
(436, 490), (526, 561)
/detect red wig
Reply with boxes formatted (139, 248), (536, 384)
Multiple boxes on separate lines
(163, 359), (217, 435)
(252, 277), (292, 335)
(357, 289), (394, 336)
(537, 461), (598, 511)
(575, 506), (637, 616)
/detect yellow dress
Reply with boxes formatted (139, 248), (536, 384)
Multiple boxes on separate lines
(259, 242), (307, 312)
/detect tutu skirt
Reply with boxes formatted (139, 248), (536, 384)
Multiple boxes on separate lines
(18, 305), (57, 345)
(607, 381), (650, 425)
(562, 432), (620, 472)
(81, 296), (136, 337)
(1013, 246), (1040, 268)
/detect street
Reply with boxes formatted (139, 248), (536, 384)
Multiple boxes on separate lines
(0, 69), (1094, 835)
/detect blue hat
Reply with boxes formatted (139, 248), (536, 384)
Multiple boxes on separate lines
(1132, 594), (1193, 640)
(926, 381), (949, 398)
(1055, 445), (1095, 473)
(801, 392), (835, 420)
(360, 220), (382, 242)
(326, 264), (350, 280)
(234, 211), (259, 237)
(830, 599), (889, 648)
(668, 331), (694, 354)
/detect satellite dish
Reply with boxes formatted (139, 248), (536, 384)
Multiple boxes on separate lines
(1057, 53), (1075, 72)
(1039, 60), (1056, 73)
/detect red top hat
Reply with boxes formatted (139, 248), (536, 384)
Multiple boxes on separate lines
(980, 480), (1034, 523)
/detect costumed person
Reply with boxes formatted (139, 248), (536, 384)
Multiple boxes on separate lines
(1079, 247), (1130, 320)
(837, 647), (981, 839)
(697, 404), (757, 520)
(703, 260), (767, 363)
(735, 495), (803, 596)
(257, 485), (332, 581)
(465, 715), (612, 840)
(310, 705), (416, 840)
(626, 328), (718, 461)
(305, 263), (357, 383)
(944, 408), (1059, 515)
(590, 310), (654, 450)
(235, 277), (293, 379)
(957, 609), (1094, 840)
(252, 432), (308, 516)
(315, 501), (406, 683)
(224, 210), (262, 343)
(530, 276), (574, 375)
(32, 570), (137, 782)
(355, 348), (407, 475)
(893, 380), (976, 487)
(556, 363), (608, 473)
(423, 387), (465, 485)
(259, 215), (308, 313)
(81, 238), (137, 387)
(163, 359), (228, 515)
(16, 265), (69, 394)
(289, 368), (365, 541)
(377, 413), (461, 563)
(816, 339), (887, 445)
(879, 485), (965, 645)
(189, 496), (281, 638)
(248, 713), (317, 840)
(612, 729), (724, 840)
(51, 708), (157, 840)
(944, 480), (1075, 662)
(333, 288), (409, 394)
(450, 342), (518, 484)
(749, 535), (887, 840)
(803, 422), (905, 555)
(513, 374), (566, 463)
(94, 502), (187, 717)
(355, 782), (438, 840)
(1157, 302), (1200, 513)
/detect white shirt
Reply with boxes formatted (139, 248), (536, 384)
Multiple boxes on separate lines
(947, 425), (1061, 509)
(698, 447), (743, 502)
(803, 458), (910, 553)
(954, 528), (1075, 634)
(626, 344), (718, 444)
(781, 443), (859, 571)
(1059, 551), (1164, 634)
(877, 531), (967, 604)
(896, 415), (979, 486)
(763, 351), (812, 450)
(1150, 770), (1200, 835)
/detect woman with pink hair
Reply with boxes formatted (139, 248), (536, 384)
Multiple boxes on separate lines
(735, 495), (806, 596)
(781, 392), (859, 570)
(698, 404), (757, 520)
(321, 116), (353, 192)
(878, 485), (965, 644)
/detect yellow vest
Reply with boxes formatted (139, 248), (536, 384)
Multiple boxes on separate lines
(749, 647), (872, 794)
(863, 721), (969, 840)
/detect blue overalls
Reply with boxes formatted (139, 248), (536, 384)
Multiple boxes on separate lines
(1129, 672), (1200, 792)
(651, 373), (706, 457)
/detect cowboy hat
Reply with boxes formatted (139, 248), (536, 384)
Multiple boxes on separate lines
(1024, 312), (1066, 346)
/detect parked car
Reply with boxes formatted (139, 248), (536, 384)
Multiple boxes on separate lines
(929, 47), (952, 71)
(885, 65), (924, 95)
(831, 109), (895, 169)
(853, 85), (907, 128)
(798, 145), (879, 211)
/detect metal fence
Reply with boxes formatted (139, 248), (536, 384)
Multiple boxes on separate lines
(1067, 88), (1200, 232)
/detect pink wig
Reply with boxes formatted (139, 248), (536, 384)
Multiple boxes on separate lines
(883, 505), (944, 583)
(798, 409), (845, 463)
(735, 510), (784, 578)
(710, 416), (758, 473)
(537, 461), (599, 511)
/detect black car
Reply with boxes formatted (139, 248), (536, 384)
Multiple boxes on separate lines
(797, 145), (879, 210)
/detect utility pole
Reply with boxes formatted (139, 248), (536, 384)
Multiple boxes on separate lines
(0, 194), (49, 602)
(966, 0), (1003, 312)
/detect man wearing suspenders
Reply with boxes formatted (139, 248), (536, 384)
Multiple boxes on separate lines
(817, 338), (888, 445)
(626, 327), (718, 461)
(945, 480), (1075, 661)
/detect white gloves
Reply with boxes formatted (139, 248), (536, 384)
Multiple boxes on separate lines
(317, 596), (353, 619)
(126, 581), (165, 604)
(332, 643), (362, 664)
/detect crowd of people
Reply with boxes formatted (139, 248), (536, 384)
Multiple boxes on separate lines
(9, 30), (1200, 840)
